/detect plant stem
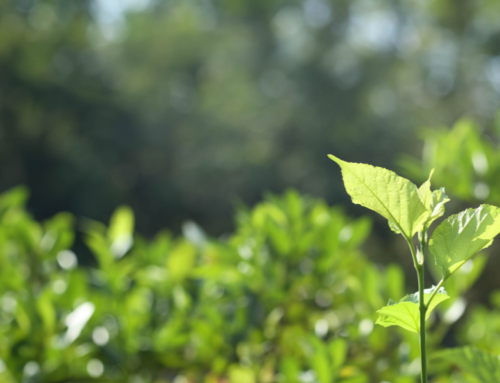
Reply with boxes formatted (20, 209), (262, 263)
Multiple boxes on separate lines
(410, 234), (428, 383)
(425, 278), (445, 310)
(417, 262), (427, 383)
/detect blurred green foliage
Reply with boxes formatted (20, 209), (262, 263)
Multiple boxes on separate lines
(3, 0), (500, 233)
(432, 347), (500, 382)
(400, 116), (500, 205)
(3, 0), (500, 381)
(0, 186), (495, 382)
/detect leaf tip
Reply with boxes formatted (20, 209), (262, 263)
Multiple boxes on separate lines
(328, 154), (344, 166)
(429, 168), (435, 180)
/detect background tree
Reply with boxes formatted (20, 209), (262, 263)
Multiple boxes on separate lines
(2, 0), (500, 237)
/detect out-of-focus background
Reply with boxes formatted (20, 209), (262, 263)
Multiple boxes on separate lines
(3, 0), (500, 382)
(5, 0), (500, 235)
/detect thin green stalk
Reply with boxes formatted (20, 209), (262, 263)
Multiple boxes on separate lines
(407, 237), (419, 269)
(410, 234), (428, 383)
(425, 278), (446, 310)
(417, 262), (427, 383)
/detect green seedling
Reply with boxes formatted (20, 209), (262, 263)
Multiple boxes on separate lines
(329, 155), (500, 383)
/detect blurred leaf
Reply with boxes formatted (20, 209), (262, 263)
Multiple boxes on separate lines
(36, 292), (56, 333)
(108, 205), (135, 242)
(64, 301), (95, 345)
(279, 356), (300, 383)
(312, 352), (331, 383)
(86, 232), (115, 269)
(167, 240), (196, 282)
(108, 205), (134, 258)
(328, 338), (347, 373)
(15, 301), (31, 335)
(385, 264), (404, 303)
(268, 223), (291, 255)
(345, 216), (372, 247)
(0, 186), (29, 212)
(228, 365), (255, 383)
(362, 264), (384, 309)
(432, 347), (500, 382)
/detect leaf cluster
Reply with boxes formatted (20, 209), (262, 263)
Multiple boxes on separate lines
(330, 155), (500, 334)
(0, 187), (412, 382)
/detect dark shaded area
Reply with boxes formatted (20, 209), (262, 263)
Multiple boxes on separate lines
(4, 0), (500, 239)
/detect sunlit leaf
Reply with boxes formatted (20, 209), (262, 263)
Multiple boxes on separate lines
(0, 186), (29, 211)
(108, 205), (135, 258)
(167, 240), (196, 282)
(36, 293), (56, 333)
(312, 352), (331, 383)
(228, 365), (255, 383)
(109, 205), (135, 242)
(417, 169), (434, 209)
(376, 286), (449, 333)
(329, 155), (429, 239)
(15, 302), (31, 335)
(377, 301), (419, 333)
(427, 188), (450, 225)
(307, 335), (347, 383)
(417, 170), (450, 227)
(64, 302), (95, 345)
(280, 356), (301, 383)
(429, 205), (500, 277)
(86, 232), (115, 269)
(328, 338), (347, 373)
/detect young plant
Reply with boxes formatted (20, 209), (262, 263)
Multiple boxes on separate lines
(329, 155), (500, 383)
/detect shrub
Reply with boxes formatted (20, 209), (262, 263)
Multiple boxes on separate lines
(0, 186), (494, 382)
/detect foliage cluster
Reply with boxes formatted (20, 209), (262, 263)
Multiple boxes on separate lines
(401, 116), (500, 207)
(330, 154), (500, 382)
(0, 185), (498, 382)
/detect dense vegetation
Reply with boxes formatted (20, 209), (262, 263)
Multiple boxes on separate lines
(4, 1), (500, 381)
(1, 184), (498, 382)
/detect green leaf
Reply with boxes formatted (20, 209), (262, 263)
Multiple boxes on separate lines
(108, 205), (135, 258)
(85, 231), (115, 269)
(329, 155), (429, 239)
(377, 301), (419, 333)
(228, 365), (256, 383)
(280, 357), (301, 383)
(328, 338), (347, 373)
(376, 286), (449, 333)
(417, 169), (435, 208)
(311, 352), (332, 383)
(432, 347), (500, 382)
(429, 205), (500, 278)
(36, 292), (56, 333)
(385, 264), (405, 304)
(167, 240), (196, 282)
(417, 169), (450, 226)
(108, 205), (135, 243)
(388, 220), (402, 235)
(428, 188), (450, 224)
(0, 186), (29, 211)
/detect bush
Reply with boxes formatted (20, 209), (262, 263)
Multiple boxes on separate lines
(0, 187), (491, 382)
